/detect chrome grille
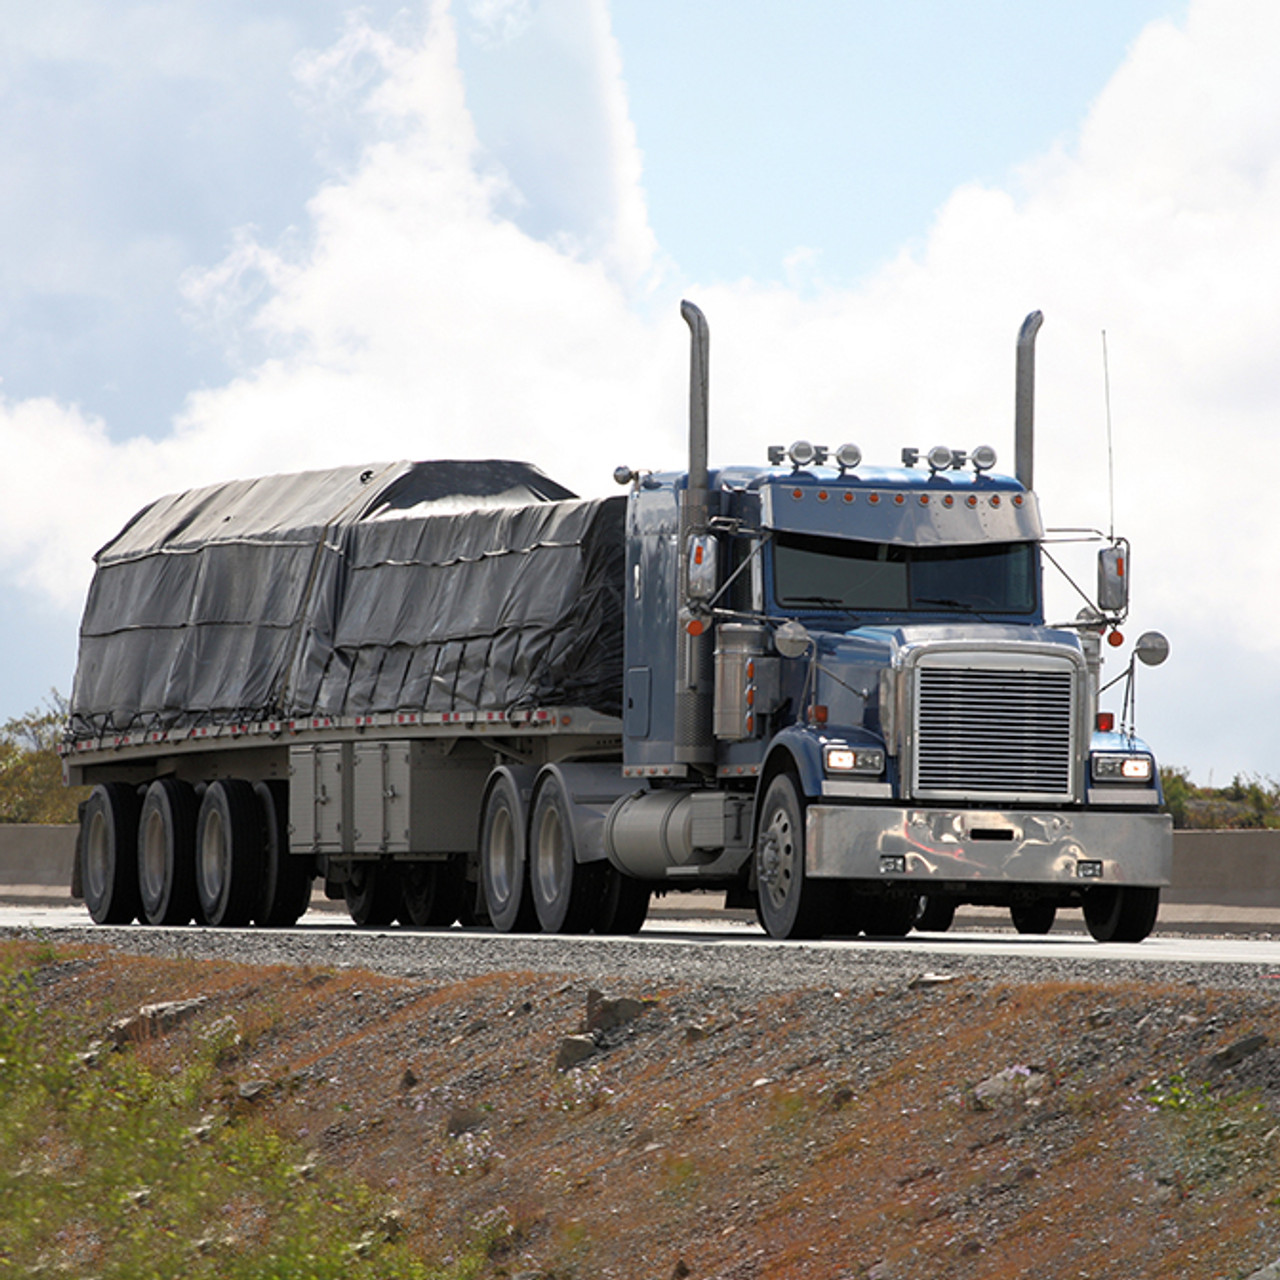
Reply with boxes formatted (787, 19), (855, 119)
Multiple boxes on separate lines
(914, 667), (1074, 796)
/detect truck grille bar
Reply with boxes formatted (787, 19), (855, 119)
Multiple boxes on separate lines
(914, 668), (1074, 796)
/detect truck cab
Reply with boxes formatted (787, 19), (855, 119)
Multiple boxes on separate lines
(604, 308), (1170, 942)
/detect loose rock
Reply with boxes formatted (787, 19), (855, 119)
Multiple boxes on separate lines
(555, 1035), (598, 1072)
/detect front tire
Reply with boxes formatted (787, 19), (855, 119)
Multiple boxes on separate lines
(529, 774), (601, 934)
(1083, 885), (1160, 943)
(915, 895), (956, 933)
(1010, 899), (1057, 936)
(862, 892), (917, 938)
(754, 773), (825, 940)
(81, 783), (141, 924)
(196, 779), (263, 927)
(137, 777), (199, 926)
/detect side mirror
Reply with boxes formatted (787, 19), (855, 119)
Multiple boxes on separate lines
(1135, 631), (1170, 667)
(1097, 540), (1129, 614)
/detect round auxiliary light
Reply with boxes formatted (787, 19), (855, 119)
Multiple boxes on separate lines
(835, 442), (862, 470)
(971, 444), (998, 472)
(789, 440), (818, 467)
(926, 445), (954, 472)
(774, 620), (812, 659)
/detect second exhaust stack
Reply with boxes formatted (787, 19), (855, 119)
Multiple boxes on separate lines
(1015, 310), (1043, 492)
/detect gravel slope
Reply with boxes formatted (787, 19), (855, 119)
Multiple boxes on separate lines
(8, 924), (1280, 1278)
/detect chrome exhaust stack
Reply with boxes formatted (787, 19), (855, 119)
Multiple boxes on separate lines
(1015, 310), (1043, 492)
(681, 300), (711, 535)
(675, 300), (714, 768)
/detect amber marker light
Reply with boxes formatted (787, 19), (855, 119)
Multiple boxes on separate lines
(1107, 630), (1125, 648)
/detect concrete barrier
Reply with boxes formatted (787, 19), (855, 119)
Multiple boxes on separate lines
(2, 823), (1280, 905)
(0, 824), (77, 888)
(1167, 829), (1280, 907)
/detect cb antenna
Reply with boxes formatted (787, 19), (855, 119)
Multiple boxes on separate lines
(1102, 329), (1116, 542)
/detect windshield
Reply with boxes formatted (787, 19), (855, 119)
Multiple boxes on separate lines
(772, 532), (1038, 615)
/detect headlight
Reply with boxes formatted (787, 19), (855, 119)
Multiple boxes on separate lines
(1091, 753), (1154, 783)
(825, 745), (885, 775)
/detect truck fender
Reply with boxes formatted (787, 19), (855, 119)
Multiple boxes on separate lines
(758, 727), (826, 803)
(531, 762), (635, 864)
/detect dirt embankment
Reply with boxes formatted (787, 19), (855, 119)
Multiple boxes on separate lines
(9, 940), (1280, 1279)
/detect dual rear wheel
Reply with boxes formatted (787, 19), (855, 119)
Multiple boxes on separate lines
(80, 778), (312, 927)
(478, 771), (650, 936)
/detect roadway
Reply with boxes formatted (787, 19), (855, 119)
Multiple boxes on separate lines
(5, 896), (1280, 972)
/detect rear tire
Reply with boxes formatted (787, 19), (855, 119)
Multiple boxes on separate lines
(755, 773), (825, 940)
(136, 773), (198, 926)
(343, 861), (402, 927)
(595, 866), (650, 935)
(137, 777), (199, 926)
(480, 774), (538, 932)
(81, 783), (141, 924)
(1083, 885), (1160, 943)
(529, 774), (602, 934)
(196, 779), (263, 927)
(399, 860), (464, 927)
(253, 780), (312, 927)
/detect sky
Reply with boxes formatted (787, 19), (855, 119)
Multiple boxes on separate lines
(1, 0), (1276, 783)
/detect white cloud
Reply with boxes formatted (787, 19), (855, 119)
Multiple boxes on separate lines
(1, 0), (1278, 777)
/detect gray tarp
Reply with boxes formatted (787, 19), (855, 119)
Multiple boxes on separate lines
(69, 460), (625, 736)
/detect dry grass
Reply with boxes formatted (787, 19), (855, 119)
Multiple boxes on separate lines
(5, 938), (1280, 1279)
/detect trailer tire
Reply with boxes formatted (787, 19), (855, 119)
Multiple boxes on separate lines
(754, 773), (825, 940)
(81, 783), (141, 924)
(253, 780), (312, 927)
(1011, 900), (1057, 935)
(137, 777), (199, 926)
(595, 866), (650, 935)
(1083, 885), (1159, 943)
(196, 779), (263, 927)
(400, 860), (464, 928)
(343, 861), (402, 927)
(481, 775), (538, 933)
(529, 774), (602, 934)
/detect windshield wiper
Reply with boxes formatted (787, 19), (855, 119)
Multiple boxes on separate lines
(914, 596), (996, 621)
(782, 596), (861, 617)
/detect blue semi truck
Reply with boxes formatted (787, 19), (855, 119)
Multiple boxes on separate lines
(64, 303), (1171, 941)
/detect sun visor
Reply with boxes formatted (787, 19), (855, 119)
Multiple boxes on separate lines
(759, 481), (1043, 546)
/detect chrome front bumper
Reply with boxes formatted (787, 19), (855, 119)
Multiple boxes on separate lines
(806, 805), (1172, 886)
